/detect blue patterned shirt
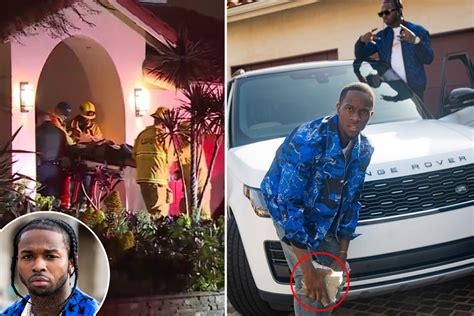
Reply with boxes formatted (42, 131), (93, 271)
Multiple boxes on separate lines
(260, 115), (374, 251)
(1, 288), (98, 316)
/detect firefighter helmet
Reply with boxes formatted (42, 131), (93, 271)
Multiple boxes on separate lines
(151, 106), (169, 122)
(80, 101), (96, 119)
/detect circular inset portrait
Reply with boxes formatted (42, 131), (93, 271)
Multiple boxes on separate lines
(0, 212), (109, 315)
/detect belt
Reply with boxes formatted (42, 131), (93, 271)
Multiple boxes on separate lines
(40, 160), (60, 166)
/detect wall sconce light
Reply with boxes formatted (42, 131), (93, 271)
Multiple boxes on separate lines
(134, 88), (148, 117)
(20, 82), (34, 112)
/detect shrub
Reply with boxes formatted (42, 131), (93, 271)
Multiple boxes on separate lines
(88, 207), (224, 297)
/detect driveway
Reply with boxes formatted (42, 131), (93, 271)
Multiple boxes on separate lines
(228, 275), (474, 315)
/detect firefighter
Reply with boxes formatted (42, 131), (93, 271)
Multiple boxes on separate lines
(48, 101), (75, 145)
(133, 106), (174, 217)
(68, 101), (104, 143)
(177, 121), (211, 219)
(36, 102), (73, 198)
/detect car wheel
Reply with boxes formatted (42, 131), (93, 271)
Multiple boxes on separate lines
(227, 215), (289, 315)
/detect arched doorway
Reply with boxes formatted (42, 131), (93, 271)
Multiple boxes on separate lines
(36, 34), (125, 143)
(35, 35), (128, 207)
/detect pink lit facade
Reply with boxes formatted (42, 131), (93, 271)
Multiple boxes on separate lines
(3, 0), (224, 214)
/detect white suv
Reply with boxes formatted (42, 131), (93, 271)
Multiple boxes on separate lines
(227, 60), (474, 314)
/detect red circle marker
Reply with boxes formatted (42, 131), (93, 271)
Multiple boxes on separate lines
(289, 251), (350, 312)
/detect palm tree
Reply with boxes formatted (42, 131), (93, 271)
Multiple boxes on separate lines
(146, 27), (220, 220)
(180, 84), (223, 217)
(179, 83), (223, 219)
(198, 86), (223, 212)
(146, 28), (211, 90)
(156, 108), (193, 216)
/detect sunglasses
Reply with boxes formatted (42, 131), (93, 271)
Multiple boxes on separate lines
(378, 9), (395, 17)
(86, 111), (95, 116)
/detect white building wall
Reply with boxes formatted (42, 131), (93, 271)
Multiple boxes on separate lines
(228, 0), (474, 73)
(8, 0), (186, 210)
(9, 0), (148, 178)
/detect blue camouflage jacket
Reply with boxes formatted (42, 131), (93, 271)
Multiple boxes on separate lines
(260, 115), (374, 251)
(354, 20), (434, 94)
(1, 288), (98, 316)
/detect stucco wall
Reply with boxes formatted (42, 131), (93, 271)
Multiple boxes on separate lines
(36, 43), (92, 119)
(9, 0), (146, 180)
(0, 43), (12, 175)
(7, 0), (224, 214)
(227, 0), (474, 74)
(7, 1), (150, 209)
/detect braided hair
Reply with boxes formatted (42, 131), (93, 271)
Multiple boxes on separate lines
(382, 0), (403, 17)
(10, 217), (79, 303)
(393, 0), (403, 17)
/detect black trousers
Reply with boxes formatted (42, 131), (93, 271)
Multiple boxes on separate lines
(37, 162), (63, 198)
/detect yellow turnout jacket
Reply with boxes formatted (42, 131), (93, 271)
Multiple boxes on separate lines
(133, 125), (174, 185)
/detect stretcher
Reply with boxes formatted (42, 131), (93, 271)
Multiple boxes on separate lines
(59, 142), (135, 208)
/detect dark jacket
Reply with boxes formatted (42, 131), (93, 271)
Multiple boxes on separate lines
(36, 120), (67, 163)
(355, 20), (434, 94)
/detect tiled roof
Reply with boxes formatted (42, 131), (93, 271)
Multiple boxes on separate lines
(114, 0), (176, 42)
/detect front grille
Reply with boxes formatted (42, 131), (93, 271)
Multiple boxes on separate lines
(359, 164), (474, 221)
(265, 241), (291, 283)
(265, 238), (473, 284)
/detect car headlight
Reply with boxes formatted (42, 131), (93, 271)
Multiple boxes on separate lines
(243, 184), (270, 217)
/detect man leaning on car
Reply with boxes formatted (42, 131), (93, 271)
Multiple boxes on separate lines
(261, 82), (375, 315)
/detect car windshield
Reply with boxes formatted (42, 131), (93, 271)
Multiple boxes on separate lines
(230, 61), (432, 147)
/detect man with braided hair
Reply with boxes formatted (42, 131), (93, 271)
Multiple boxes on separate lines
(355, 0), (433, 100)
(1, 217), (98, 316)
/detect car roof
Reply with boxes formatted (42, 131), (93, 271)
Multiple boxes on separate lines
(232, 59), (355, 79)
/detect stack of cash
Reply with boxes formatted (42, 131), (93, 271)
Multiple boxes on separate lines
(297, 261), (344, 307)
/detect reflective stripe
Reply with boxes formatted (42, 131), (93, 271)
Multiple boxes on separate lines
(136, 178), (168, 185)
(135, 152), (167, 158)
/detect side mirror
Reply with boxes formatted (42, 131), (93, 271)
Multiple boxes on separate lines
(444, 87), (474, 112)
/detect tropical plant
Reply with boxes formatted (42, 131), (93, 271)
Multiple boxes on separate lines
(194, 85), (224, 212)
(157, 108), (193, 216)
(180, 83), (224, 219)
(0, 127), (38, 227)
(146, 28), (214, 90)
(192, 216), (225, 291)
(146, 28), (208, 219)
(34, 192), (58, 211)
(90, 210), (224, 296)
(146, 27), (223, 221)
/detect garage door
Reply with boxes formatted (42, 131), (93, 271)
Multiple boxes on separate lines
(230, 49), (338, 74)
(424, 28), (474, 116)
(230, 29), (473, 117)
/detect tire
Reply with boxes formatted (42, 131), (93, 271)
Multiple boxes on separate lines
(227, 215), (289, 315)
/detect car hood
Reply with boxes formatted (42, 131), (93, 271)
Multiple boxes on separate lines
(440, 107), (474, 127)
(228, 119), (474, 188)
